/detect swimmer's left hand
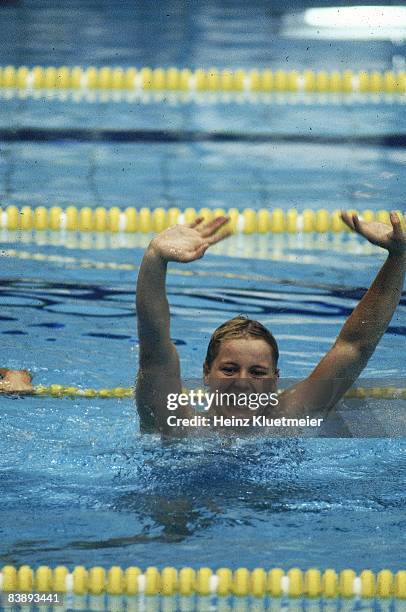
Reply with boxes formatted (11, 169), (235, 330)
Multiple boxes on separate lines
(341, 210), (405, 255)
(0, 369), (33, 394)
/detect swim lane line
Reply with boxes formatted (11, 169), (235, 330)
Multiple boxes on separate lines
(0, 565), (405, 598)
(1, 206), (404, 234)
(22, 385), (406, 400)
(1, 65), (406, 94)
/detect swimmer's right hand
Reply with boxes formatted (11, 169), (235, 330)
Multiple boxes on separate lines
(148, 216), (232, 263)
(0, 369), (33, 393)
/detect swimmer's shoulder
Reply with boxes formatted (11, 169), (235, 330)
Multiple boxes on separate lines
(271, 388), (353, 437)
(150, 405), (212, 438)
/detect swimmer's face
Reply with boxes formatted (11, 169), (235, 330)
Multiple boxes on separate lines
(203, 338), (279, 417)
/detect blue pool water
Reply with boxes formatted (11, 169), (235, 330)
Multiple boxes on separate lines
(0, 0), (405, 575)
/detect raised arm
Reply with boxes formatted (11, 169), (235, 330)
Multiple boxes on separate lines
(281, 211), (405, 414)
(135, 216), (231, 433)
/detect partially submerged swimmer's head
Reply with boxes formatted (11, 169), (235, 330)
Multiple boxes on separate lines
(203, 316), (280, 417)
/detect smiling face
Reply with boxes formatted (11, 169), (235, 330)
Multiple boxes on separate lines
(203, 337), (279, 418)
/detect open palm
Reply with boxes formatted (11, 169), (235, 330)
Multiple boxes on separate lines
(150, 216), (231, 263)
(341, 211), (405, 255)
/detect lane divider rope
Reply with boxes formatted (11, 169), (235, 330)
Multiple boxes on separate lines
(0, 566), (405, 598)
(25, 385), (406, 399)
(1, 66), (406, 94)
(1, 206), (404, 234)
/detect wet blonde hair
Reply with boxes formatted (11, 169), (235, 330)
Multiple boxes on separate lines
(204, 315), (279, 372)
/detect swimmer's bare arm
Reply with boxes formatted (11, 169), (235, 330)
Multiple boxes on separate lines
(135, 216), (231, 433)
(280, 211), (405, 414)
